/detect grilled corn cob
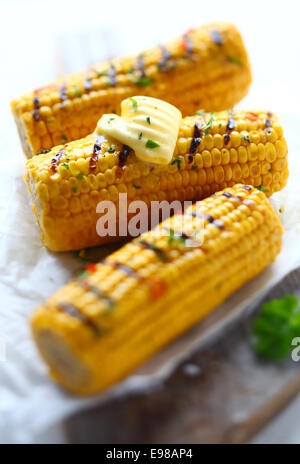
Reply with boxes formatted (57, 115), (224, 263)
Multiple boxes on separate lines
(12, 22), (251, 157)
(31, 184), (283, 395)
(25, 109), (288, 252)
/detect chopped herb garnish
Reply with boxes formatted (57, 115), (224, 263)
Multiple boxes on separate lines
(132, 183), (142, 189)
(77, 173), (84, 180)
(228, 55), (243, 66)
(61, 135), (68, 143)
(129, 97), (138, 112)
(131, 76), (153, 87)
(203, 113), (215, 136)
(253, 295), (300, 360)
(76, 270), (90, 279)
(108, 117), (115, 124)
(255, 185), (266, 192)
(146, 116), (151, 124)
(61, 162), (69, 169)
(72, 185), (78, 192)
(167, 229), (185, 246)
(192, 164), (198, 170)
(71, 86), (82, 97)
(241, 135), (251, 143)
(171, 156), (183, 170)
(108, 147), (115, 153)
(279, 206), (284, 214)
(36, 149), (51, 155)
(138, 132), (143, 140)
(146, 139), (160, 149)
(93, 69), (105, 77)
(195, 110), (206, 117)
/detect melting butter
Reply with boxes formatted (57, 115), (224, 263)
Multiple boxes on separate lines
(96, 96), (182, 165)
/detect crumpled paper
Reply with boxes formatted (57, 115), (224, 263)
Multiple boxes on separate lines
(0, 114), (300, 444)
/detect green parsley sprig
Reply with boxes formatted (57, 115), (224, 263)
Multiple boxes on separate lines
(253, 295), (300, 360)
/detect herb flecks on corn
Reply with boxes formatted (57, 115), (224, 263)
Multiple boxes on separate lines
(11, 22), (251, 157)
(24, 109), (288, 252)
(31, 184), (284, 395)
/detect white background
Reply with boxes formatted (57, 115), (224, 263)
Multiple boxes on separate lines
(0, 0), (300, 443)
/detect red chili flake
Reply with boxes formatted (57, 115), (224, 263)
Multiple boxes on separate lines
(85, 263), (97, 273)
(246, 112), (258, 122)
(181, 34), (194, 53)
(89, 143), (101, 171)
(149, 277), (168, 300)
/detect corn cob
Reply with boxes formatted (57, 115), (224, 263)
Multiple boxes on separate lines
(31, 184), (283, 395)
(25, 109), (288, 252)
(11, 22), (251, 157)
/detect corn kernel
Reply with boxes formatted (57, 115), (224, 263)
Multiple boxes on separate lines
(202, 150), (212, 168)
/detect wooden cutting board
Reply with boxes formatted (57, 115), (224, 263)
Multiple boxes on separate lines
(65, 268), (300, 444)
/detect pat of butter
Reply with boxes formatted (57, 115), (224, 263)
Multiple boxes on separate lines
(96, 96), (182, 165)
